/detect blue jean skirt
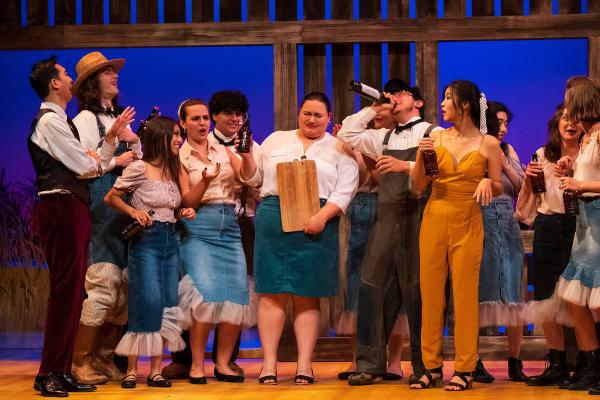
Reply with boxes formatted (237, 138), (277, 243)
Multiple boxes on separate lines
(254, 196), (340, 298)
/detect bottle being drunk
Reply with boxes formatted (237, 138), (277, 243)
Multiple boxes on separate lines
(236, 116), (252, 153)
(137, 106), (160, 135)
(563, 173), (579, 216)
(422, 130), (439, 176)
(121, 210), (155, 240)
(530, 152), (546, 193)
(348, 80), (390, 104)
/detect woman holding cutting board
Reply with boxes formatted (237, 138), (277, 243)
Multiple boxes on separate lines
(240, 92), (358, 385)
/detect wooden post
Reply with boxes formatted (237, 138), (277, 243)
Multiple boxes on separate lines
(192, 0), (214, 22)
(110, 0), (130, 24)
(388, 0), (410, 83)
(359, 0), (382, 108)
(0, 0), (20, 26)
(331, 0), (354, 124)
(472, 0), (494, 16)
(82, 0), (104, 24)
(590, 37), (600, 83)
(55, 0), (76, 25)
(220, 0), (242, 22)
(304, 0), (326, 95)
(137, 0), (158, 24)
(276, 0), (297, 21)
(415, 41), (438, 124)
(273, 43), (298, 131)
(501, 0), (524, 16)
(444, 0), (466, 17)
(165, 0), (186, 23)
(28, 0), (48, 26)
(248, 0), (269, 21)
(529, 0), (552, 15)
(558, 0), (581, 14)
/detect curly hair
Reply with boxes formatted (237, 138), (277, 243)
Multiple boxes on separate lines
(76, 67), (121, 115)
(209, 90), (249, 121)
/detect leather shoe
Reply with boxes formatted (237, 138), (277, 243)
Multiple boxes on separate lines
(472, 359), (495, 383)
(147, 374), (172, 387)
(59, 374), (97, 392)
(189, 376), (208, 384)
(214, 367), (244, 382)
(161, 361), (190, 379)
(121, 374), (137, 389)
(34, 373), (68, 397)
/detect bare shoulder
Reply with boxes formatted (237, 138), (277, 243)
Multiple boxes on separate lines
(482, 134), (501, 149)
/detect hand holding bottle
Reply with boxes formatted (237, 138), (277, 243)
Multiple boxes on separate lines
(559, 176), (583, 192)
(554, 155), (573, 177)
(129, 208), (153, 227)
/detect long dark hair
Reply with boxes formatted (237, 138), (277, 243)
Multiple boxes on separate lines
(140, 116), (182, 193)
(543, 105), (564, 163)
(444, 80), (498, 135)
(77, 67), (120, 115)
(487, 100), (511, 156)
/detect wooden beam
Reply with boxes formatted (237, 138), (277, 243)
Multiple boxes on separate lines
(444, 0), (466, 17)
(137, 0), (158, 24)
(388, 42), (410, 84)
(109, 0), (130, 24)
(55, 0), (76, 25)
(590, 37), (600, 84)
(388, 0), (409, 19)
(502, 0), (524, 16)
(274, 43), (298, 131)
(248, 0), (269, 21)
(590, 1), (600, 12)
(359, 0), (381, 108)
(332, 0), (352, 19)
(164, 0), (186, 23)
(220, 0), (242, 22)
(472, 0), (494, 16)
(82, 0), (104, 24)
(3, 14), (600, 49)
(28, 0), (48, 26)
(276, 0), (296, 21)
(529, 0), (552, 15)
(192, 0), (213, 22)
(415, 41), (438, 124)
(0, 0), (21, 26)
(304, 0), (325, 20)
(332, 0), (354, 124)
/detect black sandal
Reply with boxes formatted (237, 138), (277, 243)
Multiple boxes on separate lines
(409, 367), (443, 389)
(445, 371), (473, 391)
(258, 369), (278, 385)
(121, 374), (137, 389)
(147, 374), (172, 388)
(294, 369), (314, 385)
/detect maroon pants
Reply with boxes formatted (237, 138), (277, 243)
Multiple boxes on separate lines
(34, 193), (91, 374)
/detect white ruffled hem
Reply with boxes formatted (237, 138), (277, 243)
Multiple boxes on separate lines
(479, 301), (525, 327)
(114, 306), (186, 356)
(178, 274), (257, 328)
(557, 277), (600, 309)
(335, 312), (409, 337)
(520, 295), (573, 327)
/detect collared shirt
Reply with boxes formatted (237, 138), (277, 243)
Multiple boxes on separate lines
(208, 128), (261, 217)
(243, 130), (359, 213)
(337, 107), (440, 197)
(73, 110), (142, 173)
(179, 139), (237, 205)
(30, 102), (112, 188)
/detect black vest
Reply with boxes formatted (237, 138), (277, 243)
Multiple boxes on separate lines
(27, 108), (90, 205)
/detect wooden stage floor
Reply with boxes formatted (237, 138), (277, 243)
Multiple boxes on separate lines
(0, 359), (589, 399)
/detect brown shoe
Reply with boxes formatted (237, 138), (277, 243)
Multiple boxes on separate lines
(71, 324), (109, 385)
(161, 362), (190, 379)
(91, 323), (124, 381)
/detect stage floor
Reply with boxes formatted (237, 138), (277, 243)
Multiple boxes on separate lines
(0, 359), (587, 399)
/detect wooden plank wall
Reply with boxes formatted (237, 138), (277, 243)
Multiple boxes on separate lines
(358, 0), (382, 109)
(415, 0), (438, 123)
(387, 0), (410, 83)
(303, 0), (326, 96)
(331, 0), (354, 124)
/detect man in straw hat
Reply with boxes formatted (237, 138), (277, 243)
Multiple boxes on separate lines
(28, 55), (133, 397)
(71, 51), (140, 385)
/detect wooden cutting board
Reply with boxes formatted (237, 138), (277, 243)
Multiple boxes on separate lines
(276, 159), (320, 232)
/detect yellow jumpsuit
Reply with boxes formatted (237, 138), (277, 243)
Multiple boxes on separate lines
(419, 130), (485, 373)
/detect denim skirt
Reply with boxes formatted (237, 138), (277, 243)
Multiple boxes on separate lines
(558, 199), (600, 308)
(254, 196), (339, 298)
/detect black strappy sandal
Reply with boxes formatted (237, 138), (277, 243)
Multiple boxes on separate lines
(445, 371), (473, 391)
(409, 367), (443, 389)
(258, 369), (278, 385)
(147, 373), (172, 388)
(121, 374), (137, 389)
(294, 369), (314, 385)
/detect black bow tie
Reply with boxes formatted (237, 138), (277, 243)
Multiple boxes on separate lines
(213, 133), (235, 147)
(104, 108), (118, 118)
(395, 119), (423, 133)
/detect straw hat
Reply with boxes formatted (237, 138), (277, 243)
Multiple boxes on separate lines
(73, 51), (125, 96)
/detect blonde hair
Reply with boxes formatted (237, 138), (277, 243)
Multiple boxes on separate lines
(564, 76), (600, 123)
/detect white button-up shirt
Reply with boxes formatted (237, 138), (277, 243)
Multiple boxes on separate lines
(243, 130), (359, 213)
(73, 110), (142, 173)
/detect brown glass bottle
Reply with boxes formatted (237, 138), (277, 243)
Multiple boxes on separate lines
(236, 116), (252, 153)
(121, 210), (155, 240)
(422, 131), (439, 176)
(563, 173), (579, 215)
(530, 152), (546, 193)
(348, 80), (390, 104)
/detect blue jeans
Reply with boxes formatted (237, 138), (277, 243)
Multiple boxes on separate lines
(127, 222), (179, 332)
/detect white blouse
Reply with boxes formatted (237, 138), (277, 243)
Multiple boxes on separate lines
(574, 130), (600, 198)
(243, 130), (359, 213)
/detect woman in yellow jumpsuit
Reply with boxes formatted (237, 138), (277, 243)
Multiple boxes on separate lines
(409, 80), (503, 391)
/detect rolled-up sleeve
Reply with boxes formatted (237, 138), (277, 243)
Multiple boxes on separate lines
(326, 149), (359, 213)
(240, 145), (263, 188)
(337, 107), (386, 160)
